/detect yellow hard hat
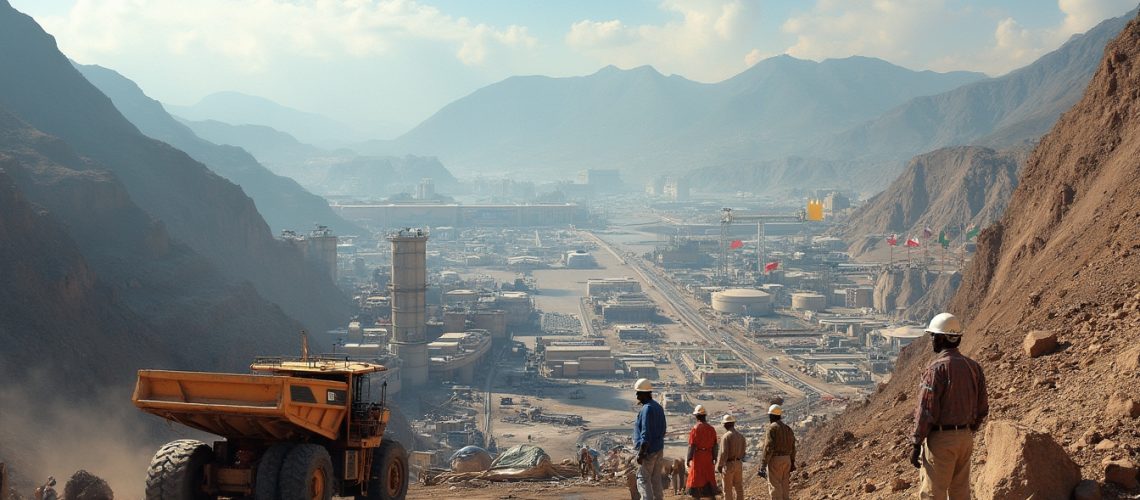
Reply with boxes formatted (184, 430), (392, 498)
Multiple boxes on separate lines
(692, 404), (707, 416)
(768, 404), (783, 416)
(722, 414), (736, 424)
(925, 312), (963, 336)
(634, 378), (653, 392)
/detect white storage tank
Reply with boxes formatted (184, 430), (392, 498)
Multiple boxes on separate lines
(791, 292), (827, 312)
(444, 289), (479, 305)
(711, 288), (773, 316)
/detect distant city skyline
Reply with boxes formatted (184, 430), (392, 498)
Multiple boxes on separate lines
(11, 0), (1138, 138)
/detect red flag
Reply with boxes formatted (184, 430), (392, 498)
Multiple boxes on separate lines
(886, 234), (898, 246)
(764, 261), (779, 272)
(905, 237), (921, 247)
(729, 240), (743, 249)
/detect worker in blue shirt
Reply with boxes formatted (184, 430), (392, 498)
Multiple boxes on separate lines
(632, 378), (667, 500)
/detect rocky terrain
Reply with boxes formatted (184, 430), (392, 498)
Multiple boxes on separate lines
(842, 146), (1028, 260)
(748, 12), (1140, 499)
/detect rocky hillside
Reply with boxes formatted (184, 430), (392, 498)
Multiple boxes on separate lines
(757, 12), (1140, 499)
(873, 268), (962, 322)
(0, 1), (348, 329)
(841, 146), (1027, 259)
(74, 63), (361, 235)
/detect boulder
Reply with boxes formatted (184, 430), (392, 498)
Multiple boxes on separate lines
(1106, 392), (1140, 419)
(1118, 345), (1140, 372)
(1023, 330), (1058, 357)
(1073, 479), (1102, 500)
(974, 420), (1080, 499)
(1103, 458), (1139, 490)
(891, 477), (911, 491)
(64, 470), (113, 500)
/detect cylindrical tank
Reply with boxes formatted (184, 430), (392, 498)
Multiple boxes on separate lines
(445, 289), (479, 306)
(472, 310), (508, 339)
(711, 288), (772, 316)
(444, 311), (467, 333)
(390, 230), (429, 387)
(791, 292), (827, 312)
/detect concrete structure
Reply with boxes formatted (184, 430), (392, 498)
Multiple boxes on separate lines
(711, 288), (773, 316)
(876, 326), (925, 352)
(845, 287), (874, 309)
(600, 293), (656, 323)
(791, 292), (828, 312)
(823, 192), (851, 213)
(415, 178), (436, 200)
(334, 203), (583, 228)
(496, 292), (533, 327)
(565, 250), (596, 268)
(586, 277), (642, 297)
(543, 345), (616, 378)
(676, 348), (750, 386)
(444, 289), (479, 306)
(390, 228), (430, 388)
(615, 324), (651, 340)
(663, 177), (689, 201)
(428, 331), (492, 385)
(281, 225), (338, 281)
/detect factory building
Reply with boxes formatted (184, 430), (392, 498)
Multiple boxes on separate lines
(791, 292), (828, 312)
(428, 330), (492, 385)
(615, 324), (651, 340)
(495, 291), (534, 327)
(600, 293), (657, 323)
(333, 203), (584, 228)
(676, 348), (750, 386)
(565, 250), (597, 268)
(389, 228), (430, 388)
(711, 288), (773, 316)
(845, 287), (874, 309)
(543, 344), (615, 378)
(281, 225), (337, 281)
(586, 277), (642, 297)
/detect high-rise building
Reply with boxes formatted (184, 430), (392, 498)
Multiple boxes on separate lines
(389, 228), (430, 388)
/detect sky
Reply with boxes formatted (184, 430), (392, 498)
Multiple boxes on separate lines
(10, 0), (1139, 138)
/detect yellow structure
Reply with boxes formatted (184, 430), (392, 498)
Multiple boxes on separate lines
(806, 199), (825, 221)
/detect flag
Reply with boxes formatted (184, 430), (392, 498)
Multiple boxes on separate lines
(965, 225), (981, 240)
(905, 237), (921, 247)
(764, 261), (779, 272)
(886, 234), (898, 246)
(938, 230), (950, 249)
(923, 226), (933, 239)
(729, 239), (743, 249)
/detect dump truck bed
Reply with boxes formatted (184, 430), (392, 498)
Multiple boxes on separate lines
(132, 370), (348, 440)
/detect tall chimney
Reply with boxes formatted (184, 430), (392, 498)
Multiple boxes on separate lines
(389, 228), (429, 387)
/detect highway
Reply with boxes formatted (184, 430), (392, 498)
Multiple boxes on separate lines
(584, 231), (837, 420)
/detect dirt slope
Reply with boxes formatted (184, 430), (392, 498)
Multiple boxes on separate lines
(758, 12), (1140, 499)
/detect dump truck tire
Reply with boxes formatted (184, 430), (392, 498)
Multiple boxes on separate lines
(144, 439), (212, 500)
(254, 444), (293, 500)
(361, 439), (407, 500)
(278, 444), (333, 500)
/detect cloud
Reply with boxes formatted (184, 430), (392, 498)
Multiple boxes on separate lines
(779, 0), (1138, 76)
(744, 48), (770, 67)
(563, 0), (761, 81)
(37, 0), (538, 71)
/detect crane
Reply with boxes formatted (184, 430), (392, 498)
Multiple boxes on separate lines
(718, 201), (824, 281)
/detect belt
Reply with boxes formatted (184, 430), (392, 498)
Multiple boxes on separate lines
(932, 424), (970, 432)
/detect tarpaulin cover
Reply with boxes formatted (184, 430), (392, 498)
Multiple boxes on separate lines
(449, 446), (492, 473)
(481, 444), (556, 479)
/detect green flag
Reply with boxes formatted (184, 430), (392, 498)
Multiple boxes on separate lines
(965, 225), (980, 240)
(938, 230), (950, 249)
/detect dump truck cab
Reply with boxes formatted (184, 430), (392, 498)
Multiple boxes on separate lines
(133, 357), (408, 500)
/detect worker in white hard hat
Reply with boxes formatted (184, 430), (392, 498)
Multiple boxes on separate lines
(716, 414), (747, 500)
(684, 405), (718, 499)
(632, 378), (666, 500)
(757, 404), (795, 500)
(910, 312), (988, 499)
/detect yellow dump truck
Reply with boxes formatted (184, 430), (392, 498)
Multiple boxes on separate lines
(133, 357), (407, 500)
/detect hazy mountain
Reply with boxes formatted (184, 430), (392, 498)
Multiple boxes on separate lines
(839, 146), (1028, 258)
(75, 63), (361, 235)
(168, 91), (365, 147)
(357, 58), (983, 178)
(818, 6), (1137, 169)
(177, 117), (459, 197)
(0, 1), (348, 331)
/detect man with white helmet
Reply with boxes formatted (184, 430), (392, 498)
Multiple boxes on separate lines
(716, 414), (747, 500)
(632, 378), (667, 500)
(910, 312), (988, 499)
(757, 404), (795, 500)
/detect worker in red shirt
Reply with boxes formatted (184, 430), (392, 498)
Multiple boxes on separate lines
(909, 313), (988, 499)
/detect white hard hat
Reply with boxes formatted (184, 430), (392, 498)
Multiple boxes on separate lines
(634, 378), (653, 392)
(692, 404), (707, 416)
(768, 404), (783, 416)
(925, 312), (963, 336)
(722, 414), (736, 424)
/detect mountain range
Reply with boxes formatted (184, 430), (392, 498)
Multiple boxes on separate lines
(74, 63), (361, 235)
(167, 91), (367, 147)
(351, 58), (984, 179)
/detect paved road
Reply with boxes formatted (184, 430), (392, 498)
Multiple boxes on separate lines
(584, 231), (838, 420)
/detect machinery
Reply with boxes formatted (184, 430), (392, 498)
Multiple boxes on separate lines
(718, 201), (824, 280)
(132, 356), (408, 500)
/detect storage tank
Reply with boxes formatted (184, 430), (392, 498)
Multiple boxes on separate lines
(711, 288), (773, 316)
(791, 292), (827, 312)
(445, 289), (479, 306)
(443, 310), (467, 333)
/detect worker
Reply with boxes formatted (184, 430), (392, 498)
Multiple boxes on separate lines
(716, 414), (746, 500)
(909, 312), (988, 499)
(685, 405), (718, 499)
(671, 457), (687, 495)
(757, 404), (795, 500)
(579, 445), (594, 480)
(632, 378), (666, 500)
(34, 477), (57, 500)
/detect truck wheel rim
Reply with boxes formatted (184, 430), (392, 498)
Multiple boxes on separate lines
(387, 459), (405, 495)
(309, 469), (325, 500)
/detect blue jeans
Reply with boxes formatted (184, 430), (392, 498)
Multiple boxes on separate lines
(637, 450), (664, 500)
